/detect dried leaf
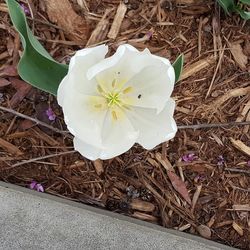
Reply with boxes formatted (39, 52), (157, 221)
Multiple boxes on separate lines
(10, 78), (32, 108)
(44, 0), (89, 42)
(196, 225), (212, 239)
(0, 65), (18, 77)
(167, 170), (192, 205)
(0, 78), (11, 88)
(19, 119), (35, 131)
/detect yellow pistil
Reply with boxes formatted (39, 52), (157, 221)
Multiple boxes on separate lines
(107, 92), (121, 107)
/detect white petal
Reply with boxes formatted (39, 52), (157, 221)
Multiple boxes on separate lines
(87, 45), (168, 92)
(99, 107), (139, 159)
(62, 91), (108, 148)
(73, 137), (101, 161)
(87, 44), (138, 80)
(121, 63), (175, 113)
(57, 75), (69, 107)
(127, 98), (177, 150)
(65, 44), (108, 96)
(152, 54), (175, 84)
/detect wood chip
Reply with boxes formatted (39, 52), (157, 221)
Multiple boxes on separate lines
(213, 86), (250, 108)
(230, 138), (250, 157)
(180, 56), (215, 80)
(176, 0), (203, 4)
(132, 211), (158, 222)
(0, 138), (23, 156)
(191, 184), (202, 213)
(232, 222), (244, 236)
(196, 225), (212, 239)
(236, 99), (250, 122)
(130, 199), (155, 212)
(93, 159), (104, 176)
(228, 41), (248, 71)
(155, 152), (174, 171)
(31, 128), (60, 147)
(86, 9), (111, 46)
(108, 2), (127, 39)
(232, 204), (250, 212)
(44, 0), (89, 42)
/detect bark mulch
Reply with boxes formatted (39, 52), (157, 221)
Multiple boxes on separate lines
(0, 0), (250, 249)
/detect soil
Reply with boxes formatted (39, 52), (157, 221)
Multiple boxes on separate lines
(0, 0), (250, 249)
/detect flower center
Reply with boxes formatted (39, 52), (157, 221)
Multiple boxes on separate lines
(107, 92), (121, 107)
(93, 78), (134, 122)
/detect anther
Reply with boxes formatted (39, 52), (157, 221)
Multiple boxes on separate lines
(97, 84), (104, 94)
(112, 110), (118, 121)
(112, 79), (116, 88)
(94, 104), (102, 108)
(123, 86), (133, 94)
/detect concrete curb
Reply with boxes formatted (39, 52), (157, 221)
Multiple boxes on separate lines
(0, 181), (236, 250)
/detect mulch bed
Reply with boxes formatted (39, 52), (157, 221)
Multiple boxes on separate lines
(0, 0), (250, 249)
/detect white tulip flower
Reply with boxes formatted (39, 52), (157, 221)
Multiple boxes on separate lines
(57, 44), (177, 160)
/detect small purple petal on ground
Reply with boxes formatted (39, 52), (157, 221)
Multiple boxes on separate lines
(29, 181), (44, 192)
(182, 153), (197, 163)
(36, 184), (44, 192)
(217, 155), (225, 166)
(29, 181), (37, 190)
(247, 160), (250, 167)
(46, 107), (56, 121)
(20, 3), (30, 15)
(146, 31), (153, 39)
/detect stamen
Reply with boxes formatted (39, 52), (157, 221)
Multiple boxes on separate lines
(122, 86), (133, 94)
(112, 79), (116, 88)
(123, 105), (131, 110)
(94, 104), (102, 108)
(112, 110), (118, 121)
(97, 84), (104, 94)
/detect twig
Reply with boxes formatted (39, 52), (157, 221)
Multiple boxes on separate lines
(0, 106), (72, 139)
(225, 168), (250, 175)
(177, 121), (250, 130)
(27, 16), (65, 30)
(1, 106), (250, 136)
(11, 150), (76, 168)
(206, 45), (225, 98)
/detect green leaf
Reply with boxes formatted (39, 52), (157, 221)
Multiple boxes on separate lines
(239, 0), (250, 5)
(217, 0), (236, 15)
(173, 54), (184, 83)
(235, 7), (250, 19)
(6, 0), (68, 95)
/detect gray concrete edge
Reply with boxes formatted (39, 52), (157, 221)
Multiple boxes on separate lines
(0, 181), (234, 250)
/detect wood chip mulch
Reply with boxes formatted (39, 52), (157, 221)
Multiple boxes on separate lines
(0, 0), (249, 249)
